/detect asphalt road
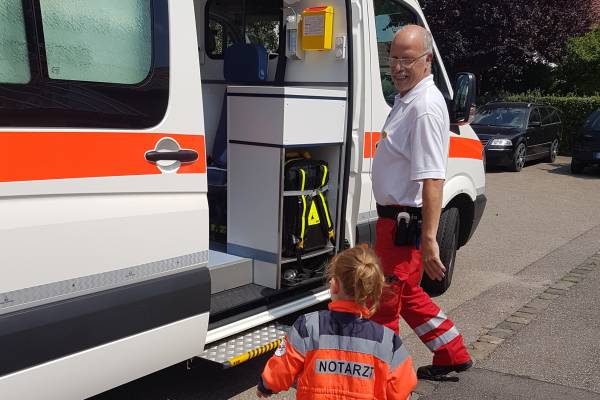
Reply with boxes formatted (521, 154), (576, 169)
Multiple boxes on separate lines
(92, 157), (600, 400)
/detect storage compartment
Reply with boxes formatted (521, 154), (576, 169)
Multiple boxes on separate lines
(227, 85), (346, 289)
(227, 86), (347, 146)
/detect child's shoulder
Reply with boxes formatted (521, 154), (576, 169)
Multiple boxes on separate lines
(290, 310), (322, 337)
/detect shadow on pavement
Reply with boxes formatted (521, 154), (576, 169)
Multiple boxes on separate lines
(484, 160), (540, 174)
(542, 162), (600, 180)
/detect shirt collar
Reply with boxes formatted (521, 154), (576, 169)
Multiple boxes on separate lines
(395, 75), (435, 105)
(328, 300), (371, 318)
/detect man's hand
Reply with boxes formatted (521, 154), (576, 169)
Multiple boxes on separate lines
(421, 179), (445, 281)
(421, 237), (446, 281)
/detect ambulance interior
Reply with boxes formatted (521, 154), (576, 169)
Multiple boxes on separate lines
(194, 0), (350, 325)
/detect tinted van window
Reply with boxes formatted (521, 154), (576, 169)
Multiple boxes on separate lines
(0, 0), (169, 129)
(374, 0), (417, 105)
(39, 0), (152, 84)
(0, 0), (31, 84)
(373, 0), (449, 105)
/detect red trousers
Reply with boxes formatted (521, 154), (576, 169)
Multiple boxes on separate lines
(371, 218), (471, 366)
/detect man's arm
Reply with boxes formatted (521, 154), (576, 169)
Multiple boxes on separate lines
(421, 178), (445, 281)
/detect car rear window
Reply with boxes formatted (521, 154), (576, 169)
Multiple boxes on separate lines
(584, 111), (600, 132)
(540, 107), (551, 124)
(543, 107), (560, 125)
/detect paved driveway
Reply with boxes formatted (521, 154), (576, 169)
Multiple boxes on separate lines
(92, 157), (600, 400)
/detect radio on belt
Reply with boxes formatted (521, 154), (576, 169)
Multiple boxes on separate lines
(302, 6), (334, 51)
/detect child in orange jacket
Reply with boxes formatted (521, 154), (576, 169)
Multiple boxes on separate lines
(256, 246), (417, 399)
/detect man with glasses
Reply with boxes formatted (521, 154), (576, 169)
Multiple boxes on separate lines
(371, 25), (473, 381)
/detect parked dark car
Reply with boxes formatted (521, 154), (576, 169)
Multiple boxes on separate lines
(571, 109), (600, 174)
(472, 102), (561, 172)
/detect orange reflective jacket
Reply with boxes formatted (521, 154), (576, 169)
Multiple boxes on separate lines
(258, 300), (417, 400)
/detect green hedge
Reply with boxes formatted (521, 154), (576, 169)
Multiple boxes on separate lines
(501, 95), (600, 155)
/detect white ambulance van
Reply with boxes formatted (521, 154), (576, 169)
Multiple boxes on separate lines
(0, 0), (485, 398)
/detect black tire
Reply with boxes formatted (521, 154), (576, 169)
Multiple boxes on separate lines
(511, 143), (526, 172)
(546, 138), (559, 163)
(421, 207), (459, 297)
(571, 158), (585, 174)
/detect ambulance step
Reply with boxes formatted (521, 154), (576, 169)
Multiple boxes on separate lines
(199, 323), (290, 368)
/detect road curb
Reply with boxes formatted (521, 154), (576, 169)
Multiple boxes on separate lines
(411, 251), (600, 400)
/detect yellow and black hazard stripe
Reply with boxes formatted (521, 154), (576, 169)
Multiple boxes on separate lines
(298, 168), (308, 250)
(316, 164), (334, 242)
(223, 339), (283, 369)
(316, 192), (334, 240)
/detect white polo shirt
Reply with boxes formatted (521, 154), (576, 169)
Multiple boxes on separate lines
(372, 75), (449, 207)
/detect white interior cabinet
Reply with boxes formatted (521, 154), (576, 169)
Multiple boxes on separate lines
(227, 86), (347, 289)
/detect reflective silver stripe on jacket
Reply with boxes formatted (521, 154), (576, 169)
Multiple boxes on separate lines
(287, 311), (320, 356)
(288, 310), (410, 369)
(425, 326), (460, 351)
(316, 332), (409, 368)
(414, 310), (447, 337)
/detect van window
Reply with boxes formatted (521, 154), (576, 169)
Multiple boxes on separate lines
(0, 0), (169, 129)
(373, 1), (449, 105)
(39, 0), (152, 84)
(0, 0), (31, 84)
(374, 0), (418, 104)
(206, 0), (281, 59)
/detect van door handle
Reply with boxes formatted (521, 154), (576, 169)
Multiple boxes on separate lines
(145, 149), (199, 163)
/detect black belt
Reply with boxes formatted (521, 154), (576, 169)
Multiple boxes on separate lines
(376, 204), (422, 220)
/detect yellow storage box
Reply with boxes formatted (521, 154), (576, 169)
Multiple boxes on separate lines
(302, 6), (334, 51)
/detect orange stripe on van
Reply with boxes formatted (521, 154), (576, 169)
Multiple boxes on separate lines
(0, 132), (206, 183)
(449, 136), (483, 160)
(363, 132), (382, 159)
(363, 132), (482, 161)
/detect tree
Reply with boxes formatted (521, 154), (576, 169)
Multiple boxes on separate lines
(556, 26), (600, 95)
(420, 0), (593, 95)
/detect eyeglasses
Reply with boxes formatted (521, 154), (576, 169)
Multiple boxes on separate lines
(386, 52), (429, 68)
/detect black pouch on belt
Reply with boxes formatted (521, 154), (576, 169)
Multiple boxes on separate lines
(394, 212), (418, 247)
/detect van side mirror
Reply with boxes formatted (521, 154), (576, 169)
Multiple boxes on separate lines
(449, 73), (477, 123)
(528, 121), (541, 128)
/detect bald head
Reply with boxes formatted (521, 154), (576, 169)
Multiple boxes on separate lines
(392, 25), (433, 58)
(389, 25), (434, 96)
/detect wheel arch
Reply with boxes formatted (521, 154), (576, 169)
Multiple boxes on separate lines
(443, 174), (477, 249)
(445, 193), (474, 249)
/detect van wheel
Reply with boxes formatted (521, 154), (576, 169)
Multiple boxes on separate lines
(421, 207), (459, 297)
(547, 138), (559, 163)
(511, 143), (526, 172)
(571, 159), (585, 174)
